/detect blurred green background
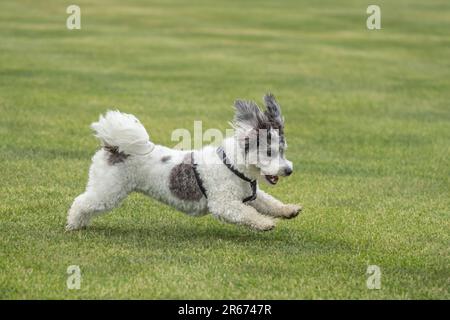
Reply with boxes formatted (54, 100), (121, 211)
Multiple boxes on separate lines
(0, 0), (449, 299)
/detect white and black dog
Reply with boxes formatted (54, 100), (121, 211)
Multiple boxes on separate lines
(66, 93), (302, 232)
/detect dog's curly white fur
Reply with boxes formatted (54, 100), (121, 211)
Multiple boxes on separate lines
(66, 94), (302, 232)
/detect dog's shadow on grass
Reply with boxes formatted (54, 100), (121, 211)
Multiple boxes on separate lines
(84, 220), (353, 254)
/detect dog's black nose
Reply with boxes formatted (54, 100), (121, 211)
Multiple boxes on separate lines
(284, 168), (293, 176)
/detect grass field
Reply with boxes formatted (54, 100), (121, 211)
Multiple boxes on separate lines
(1, 0), (449, 299)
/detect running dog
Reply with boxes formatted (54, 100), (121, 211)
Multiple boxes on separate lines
(66, 94), (302, 232)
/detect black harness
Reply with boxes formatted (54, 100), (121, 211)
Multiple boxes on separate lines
(191, 152), (208, 199)
(216, 147), (258, 203)
(191, 148), (258, 203)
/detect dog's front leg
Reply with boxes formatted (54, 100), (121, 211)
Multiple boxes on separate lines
(208, 199), (276, 231)
(249, 190), (302, 219)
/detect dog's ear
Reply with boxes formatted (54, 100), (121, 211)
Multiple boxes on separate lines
(233, 99), (268, 130)
(263, 93), (284, 129)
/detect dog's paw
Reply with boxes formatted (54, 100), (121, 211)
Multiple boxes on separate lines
(65, 224), (77, 232)
(251, 217), (276, 232)
(281, 204), (303, 219)
(65, 223), (86, 232)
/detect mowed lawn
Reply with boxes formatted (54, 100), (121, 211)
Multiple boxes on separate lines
(0, 0), (449, 299)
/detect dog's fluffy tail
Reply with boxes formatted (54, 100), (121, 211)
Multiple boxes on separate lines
(91, 110), (154, 156)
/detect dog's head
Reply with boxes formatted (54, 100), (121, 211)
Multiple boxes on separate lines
(232, 93), (293, 185)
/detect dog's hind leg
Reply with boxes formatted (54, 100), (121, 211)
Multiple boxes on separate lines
(248, 190), (302, 219)
(66, 151), (132, 231)
(66, 188), (129, 231)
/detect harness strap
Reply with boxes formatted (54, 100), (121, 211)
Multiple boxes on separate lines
(191, 152), (208, 199)
(216, 146), (257, 203)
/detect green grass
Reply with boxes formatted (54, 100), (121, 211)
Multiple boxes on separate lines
(1, 0), (449, 299)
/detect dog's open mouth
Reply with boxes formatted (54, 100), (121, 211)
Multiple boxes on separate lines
(265, 175), (279, 185)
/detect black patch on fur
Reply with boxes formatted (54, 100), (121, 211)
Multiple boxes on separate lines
(263, 93), (284, 137)
(234, 94), (285, 149)
(263, 93), (285, 151)
(161, 155), (171, 163)
(234, 100), (267, 130)
(234, 94), (288, 162)
(244, 136), (250, 155)
(104, 145), (129, 165)
(169, 154), (204, 201)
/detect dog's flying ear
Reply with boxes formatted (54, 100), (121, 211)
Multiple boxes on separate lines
(233, 100), (267, 130)
(263, 93), (284, 129)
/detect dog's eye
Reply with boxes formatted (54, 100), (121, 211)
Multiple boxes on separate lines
(244, 137), (250, 154)
(266, 131), (272, 157)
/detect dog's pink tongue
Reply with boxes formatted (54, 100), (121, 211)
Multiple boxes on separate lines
(266, 175), (278, 184)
